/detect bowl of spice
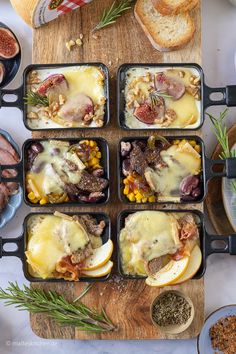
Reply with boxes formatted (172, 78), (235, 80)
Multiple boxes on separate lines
(197, 305), (236, 354)
(150, 290), (194, 334)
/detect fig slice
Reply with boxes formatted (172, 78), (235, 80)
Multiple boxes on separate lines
(37, 74), (68, 100)
(58, 93), (94, 123)
(0, 63), (5, 84)
(0, 28), (20, 59)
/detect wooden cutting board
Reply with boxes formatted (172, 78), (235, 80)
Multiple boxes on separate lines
(31, 0), (204, 340)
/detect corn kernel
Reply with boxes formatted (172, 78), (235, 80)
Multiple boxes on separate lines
(194, 144), (201, 153)
(96, 151), (101, 158)
(31, 198), (39, 204)
(91, 157), (99, 166)
(148, 195), (156, 203)
(127, 175), (135, 183)
(173, 139), (180, 145)
(89, 140), (97, 147)
(40, 197), (48, 205)
(95, 146), (99, 151)
(123, 178), (129, 185)
(28, 192), (35, 201)
(90, 150), (97, 158)
(128, 193), (135, 202)
(189, 140), (196, 147)
(133, 188), (139, 195)
(136, 192), (143, 200)
(142, 197), (148, 203)
(65, 196), (69, 202)
(124, 186), (129, 195)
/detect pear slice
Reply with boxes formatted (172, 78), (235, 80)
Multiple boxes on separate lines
(82, 261), (113, 277)
(145, 256), (189, 287)
(172, 244), (202, 284)
(81, 239), (113, 271)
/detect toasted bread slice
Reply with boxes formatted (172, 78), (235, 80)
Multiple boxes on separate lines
(152, 0), (199, 16)
(135, 0), (195, 52)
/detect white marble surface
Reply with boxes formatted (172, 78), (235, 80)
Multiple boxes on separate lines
(1, 0), (236, 353)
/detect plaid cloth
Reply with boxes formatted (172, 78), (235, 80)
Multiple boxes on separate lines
(57, 0), (92, 14)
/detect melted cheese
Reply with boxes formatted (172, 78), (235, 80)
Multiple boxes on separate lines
(125, 67), (201, 129)
(26, 215), (89, 279)
(27, 66), (106, 129)
(28, 141), (83, 198)
(120, 211), (182, 276)
(144, 142), (201, 201)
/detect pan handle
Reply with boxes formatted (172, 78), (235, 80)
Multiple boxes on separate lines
(0, 161), (23, 183)
(0, 86), (23, 109)
(205, 233), (236, 257)
(204, 84), (236, 108)
(0, 236), (24, 259)
(205, 157), (236, 181)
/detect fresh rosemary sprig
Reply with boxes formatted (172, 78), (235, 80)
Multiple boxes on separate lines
(24, 91), (49, 107)
(150, 91), (172, 109)
(207, 108), (236, 193)
(0, 282), (115, 332)
(93, 0), (134, 32)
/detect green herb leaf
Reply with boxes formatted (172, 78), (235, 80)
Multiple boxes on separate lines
(93, 0), (134, 32)
(24, 91), (49, 107)
(0, 282), (115, 332)
(150, 91), (173, 109)
(207, 109), (236, 193)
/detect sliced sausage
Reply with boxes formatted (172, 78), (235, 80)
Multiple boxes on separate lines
(0, 183), (9, 211)
(0, 134), (19, 161)
(58, 93), (94, 124)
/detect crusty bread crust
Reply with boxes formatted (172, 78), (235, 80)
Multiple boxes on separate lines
(152, 0), (199, 16)
(134, 0), (195, 52)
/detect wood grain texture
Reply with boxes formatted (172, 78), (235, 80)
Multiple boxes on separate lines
(206, 124), (236, 235)
(31, 0), (204, 340)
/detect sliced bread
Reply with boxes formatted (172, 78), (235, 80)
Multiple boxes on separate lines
(135, 0), (195, 52)
(151, 0), (199, 16)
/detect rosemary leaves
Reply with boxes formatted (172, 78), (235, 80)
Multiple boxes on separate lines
(24, 91), (49, 106)
(93, 0), (134, 32)
(0, 282), (115, 332)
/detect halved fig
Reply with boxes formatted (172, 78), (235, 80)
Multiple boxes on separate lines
(0, 28), (20, 59)
(0, 63), (5, 84)
(134, 103), (157, 125)
(155, 72), (185, 100)
(58, 93), (94, 123)
(37, 74), (68, 100)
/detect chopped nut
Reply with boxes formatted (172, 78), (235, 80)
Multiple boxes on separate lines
(27, 111), (39, 119)
(193, 76), (200, 85)
(92, 34), (98, 40)
(69, 39), (75, 46)
(178, 70), (185, 78)
(189, 75), (197, 84)
(186, 85), (199, 97)
(66, 42), (71, 51)
(96, 119), (104, 127)
(133, 100), (140, 108)
(76, 38), (82, 46)
(59, 94), (66, 105)
(83, 113), (93, 122)
(108, 60), (112, 66)
(162, 109), (177, 127)
(79, 33), (84, 39)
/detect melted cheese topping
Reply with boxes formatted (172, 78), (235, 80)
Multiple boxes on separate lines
(120, 211), (182, 276)
(27, 66), (106, 129)
(144, 142), (201, 201)
(28, 141), (84, 198)
(124, 67), (201, 129)
(26, 215), (89, 279)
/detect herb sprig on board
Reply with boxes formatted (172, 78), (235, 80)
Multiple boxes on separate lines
(93, 0), (134, 32)
(207, 108), (236, 193)
(24, 91), (49, 107)
(0, 282), (115, 332)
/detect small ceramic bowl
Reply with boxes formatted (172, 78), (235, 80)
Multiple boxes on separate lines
(150, 290), (195, 335)
(197, 304), (236, 354)
(0, 129), (23, 228)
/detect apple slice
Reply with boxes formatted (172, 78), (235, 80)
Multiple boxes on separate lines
(172, 244), (202, 285)
(145, 256), (189, 287)
(81, 239), (113, 271)
(82, 261), (113, 277)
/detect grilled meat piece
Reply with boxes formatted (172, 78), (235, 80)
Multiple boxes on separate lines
(71, 243), (93, 265)
(144, 256), (166, 276)
(121, 141), (131, 157)
(77, 170), (108, 193)
(78, 192), (105, 203)
(130, 144), (148, 176)
(122, 159), (132, 177)
(0, 135), (19, 161)
(92, 168), (104, 177)
(178, 214), (199, 241)
(76, 214), (106, 237)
